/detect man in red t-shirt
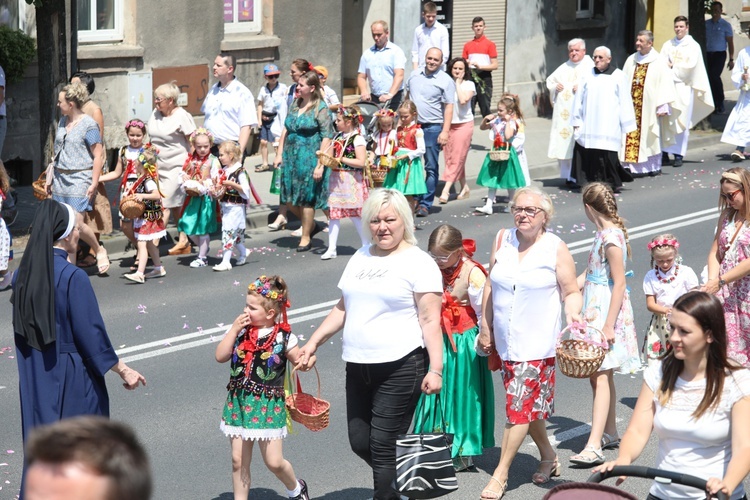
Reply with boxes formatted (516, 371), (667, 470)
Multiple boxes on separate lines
(462, 16), (499, 118)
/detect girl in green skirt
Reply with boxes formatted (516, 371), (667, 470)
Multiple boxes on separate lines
(383, 100), (428, 214)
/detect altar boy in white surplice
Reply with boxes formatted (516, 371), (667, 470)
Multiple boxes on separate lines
(546, 38), (594, 186)
(621, 30), (678, 177)
(721, 46), (750, 162)
(660, 15), (714, 168)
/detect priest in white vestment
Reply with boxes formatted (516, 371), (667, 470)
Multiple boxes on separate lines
(721, 46), (750, 162)
(621, 30), (677, 177)
(546, 38), (595, 185)
(571, 46), (636, 192)
(660, 15), (714, 167)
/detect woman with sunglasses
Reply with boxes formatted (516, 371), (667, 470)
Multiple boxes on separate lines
(702, 167), (750, 367)
(413, 224), (495, 472)
(476, 186), (582, 499)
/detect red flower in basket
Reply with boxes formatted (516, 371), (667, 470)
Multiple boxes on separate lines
(332, 141), (344, 158)
(493, 137), (508, 149)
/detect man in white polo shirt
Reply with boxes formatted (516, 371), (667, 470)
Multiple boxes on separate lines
(202, 53), (258, 158)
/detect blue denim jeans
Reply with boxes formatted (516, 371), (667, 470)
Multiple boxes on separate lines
(346, 347), (427, 500)
(417, 123), (443, 210)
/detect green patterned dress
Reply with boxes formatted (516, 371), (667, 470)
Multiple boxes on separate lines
(220, 324), (295, 440)
(280, 100), (334, 210)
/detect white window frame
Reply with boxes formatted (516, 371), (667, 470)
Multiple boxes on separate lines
(224, 0), (262, 34)
(576, 0), (594, 19)
(77, 0), (123, 43)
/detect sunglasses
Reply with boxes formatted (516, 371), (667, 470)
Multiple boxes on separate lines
(266, 74), (279, 79)
(511, 206), (544, 217)
(722, 189), (743, 201)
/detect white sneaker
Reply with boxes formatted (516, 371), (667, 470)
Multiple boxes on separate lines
(320, 249), (337, 260)
(144, 266), (167, 279)
(235, 251), (248, 266)
(213, 262), (232, 272)
(0, 270), (14, 291)
(474, 205), (493, 215)
(189, 258), (207, 268)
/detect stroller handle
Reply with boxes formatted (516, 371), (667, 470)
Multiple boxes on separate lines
(587, 465), (729, 500)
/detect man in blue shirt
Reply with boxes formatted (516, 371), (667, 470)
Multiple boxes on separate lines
(705, 1), (735, 113)
(357, 20), (406, 111)
(406, 47), (455, 216)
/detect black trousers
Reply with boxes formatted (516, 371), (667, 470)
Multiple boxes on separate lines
(370, 89), (404, 112)
(472, 72), (494, 118)
(346, 347), (427, 500)
(707, 51), (727, 111)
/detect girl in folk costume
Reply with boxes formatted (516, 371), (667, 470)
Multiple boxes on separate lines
(99, 119), (146, 254)
(413, 225), (495, 472)
(123, 145), (167, 284)
(177, 128), (220, 269)
(0, 161), (13, 290)
(319, 106), (370, 260)
(213, 141), (250, 272)
(475, 94), (530, 215)
(215, 275), (311, 500)
(570, 182), (640, 466)
(370, 108), (398, 171)
(641, 234), (698, 366)
(383, 100), (427, 213)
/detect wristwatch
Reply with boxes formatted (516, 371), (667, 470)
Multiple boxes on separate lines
(719, 277), (727, 287)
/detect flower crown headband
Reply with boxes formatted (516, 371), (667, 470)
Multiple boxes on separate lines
(376, 109), (396, 118)
(190, 127), (215, 146)
(338, 107), (364, 124)
(125, 119), (146, 132)
(647, 238), (679, 251)
(248, 275), (287, 305)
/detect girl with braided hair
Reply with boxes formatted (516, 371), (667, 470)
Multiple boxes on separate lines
(570, 182), (639, 467)
(123, 145), (167, 284)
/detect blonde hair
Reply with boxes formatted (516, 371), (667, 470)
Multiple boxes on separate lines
(582, 182), (632, 259)
(219, 141), (242, 164)
(361, 189), (416, 245)
(648, 233), (680, 268)
(62, 82), (90, 109)
(296, 72), (324, 108)
(0, 160), (10, 195)
(719, 167), (750, 221)
(154, 82), (180, 103)
(511, 186), (554, 229)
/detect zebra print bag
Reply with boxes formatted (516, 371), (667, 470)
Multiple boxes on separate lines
(395, 395), (458, 498)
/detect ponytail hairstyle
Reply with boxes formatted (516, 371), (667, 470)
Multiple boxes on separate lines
(428, 224), (464, 255)
(582, 182), (632, 259)
(658, 291), (737, 419)
(499, 93), (524, 123)
(137, 143), (164, 196)
(291, 58), (312, 75)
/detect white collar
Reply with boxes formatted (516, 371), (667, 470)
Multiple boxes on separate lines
(635, 48), (659, 64)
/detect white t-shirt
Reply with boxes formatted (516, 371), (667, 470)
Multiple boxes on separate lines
(646, 362), (750, 499)
(322, 85), (340, 108)
(337, 245), (442, 363)
(642, 264), (699, 308)
(452, 80), (476, 124)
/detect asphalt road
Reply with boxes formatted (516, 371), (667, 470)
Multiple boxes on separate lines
(0, 140), (742, 500)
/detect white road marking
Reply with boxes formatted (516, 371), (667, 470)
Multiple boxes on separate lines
(529, 419), (623, 447)
(118, 207), (719, 363)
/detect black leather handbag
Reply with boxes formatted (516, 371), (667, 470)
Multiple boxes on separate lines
(394, 395), (458, 499)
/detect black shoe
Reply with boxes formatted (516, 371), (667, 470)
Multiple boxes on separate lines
(290, 479), (310, 500)
(673, 155), (683, 167)
(648, 170), (662, 177)
(296, 243), (312, 252)
(661, 152), (671, 166)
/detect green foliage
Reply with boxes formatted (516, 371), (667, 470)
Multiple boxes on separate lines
(0, 26), (35, 84)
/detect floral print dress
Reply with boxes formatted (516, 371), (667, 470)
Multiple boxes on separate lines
(717, 215), (750, 367)
(220, 324), (297, 440)
(582, 228), (641, 373)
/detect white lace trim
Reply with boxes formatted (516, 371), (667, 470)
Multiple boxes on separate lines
(220, 421), (287, 441)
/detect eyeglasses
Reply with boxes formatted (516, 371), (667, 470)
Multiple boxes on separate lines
(722, 189), (743, 201)
(511, 206), (544, 217)
(592, 55), (607, 60)
(266, 75), (279, 79)
(428, 250), (456, 263)
(154, 97), (164, 103)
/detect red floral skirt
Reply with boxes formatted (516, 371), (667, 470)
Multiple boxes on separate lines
(501, 357), (555, 425)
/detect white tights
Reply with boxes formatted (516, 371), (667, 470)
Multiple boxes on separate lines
(326, 217), (368, 252)
(189, 235), (210, 259)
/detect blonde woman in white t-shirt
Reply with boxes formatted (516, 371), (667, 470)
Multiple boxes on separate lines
(296, 189), (444, 500)
(595, 291), (750, 500)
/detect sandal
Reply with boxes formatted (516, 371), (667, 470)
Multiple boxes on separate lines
(457, 187), (471, 200)
(601, 432), (621, 450)
(96, 248), (110, 275)
(569, 445), (605, 466)
(438, 195), (449, 204)
(480, 476), (507, 499)
(531, 456), (561, 484)
(255, 164), (271, 172)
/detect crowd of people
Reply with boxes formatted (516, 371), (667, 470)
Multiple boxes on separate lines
(3, 3), (750, 500)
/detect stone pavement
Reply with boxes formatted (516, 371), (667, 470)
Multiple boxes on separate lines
(5, 109), (730, 257)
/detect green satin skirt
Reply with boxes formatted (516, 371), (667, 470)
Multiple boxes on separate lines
(413, 326), (496, 458)
(178, 195), (219, 236)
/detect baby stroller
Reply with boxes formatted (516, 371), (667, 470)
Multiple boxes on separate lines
(352, 99), (391, 149)
(542, 465), (729, 499)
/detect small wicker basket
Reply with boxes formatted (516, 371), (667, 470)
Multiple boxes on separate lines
(183, 179), (204, 197)
(489, 146), (511, 162)
(370, 167), (388, 187)
(317, 151), (341, 169)
(285, 366), (330, 432)
(32, 172), (49, 201)
(119, 196), (146, 219)
(556, 323), (608, 378)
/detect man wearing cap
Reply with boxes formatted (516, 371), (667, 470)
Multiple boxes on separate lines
(406, 47), (455, 216)
(358, 20), (406, 111)
(201, 53), (258, 158)
(255, 64), (288, 172)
